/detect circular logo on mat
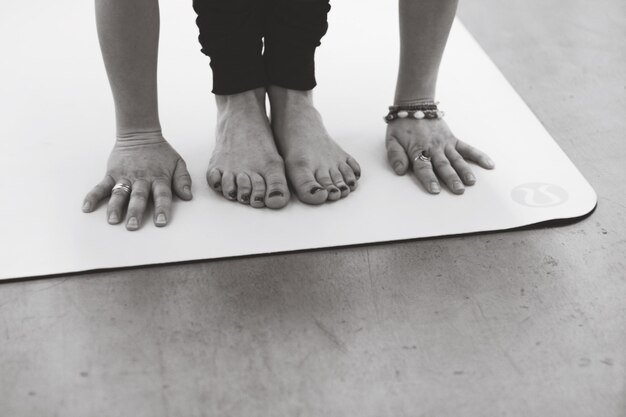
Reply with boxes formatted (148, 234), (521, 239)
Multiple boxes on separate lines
(511, 182), (568, 207)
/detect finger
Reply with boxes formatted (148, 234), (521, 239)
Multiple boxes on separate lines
(346, 157), (361, 179)
(250, 173), (266, 208)
(206, 168), (223, 192)
(125, 179), (150, 231)
(221, 171), (237, 201)
(236, 173), (252, 204)
(431, 150), (465, 194)
(316, 170), (340, 201)
(445, 145), (476, 185)
(330, 168), (350, 198)
(82, 175), (115, 213)
(385, 136), (409, 175)
(152, 178), (172, 227)
(338, 162), (358, 191)
(172, 159), (193, 201)
(106, 178), (131, 224)
(456, 140), (495, 169)
(411, 154), (440, 194)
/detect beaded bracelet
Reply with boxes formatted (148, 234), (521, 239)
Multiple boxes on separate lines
(384, 101), (445, 123)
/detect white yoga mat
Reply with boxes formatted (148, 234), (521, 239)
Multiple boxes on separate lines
(0, 0), (596, 280)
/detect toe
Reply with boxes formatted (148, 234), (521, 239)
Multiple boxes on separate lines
(250, 173), (266, 208)
(346, 157), (361, 179)
(287, 162), (328, 205)
(316, 170), (340, 201)
(330, 168), (350, 198)
(339, 162), (358, 191)
(236, 173), (252, 205)
(207, 168), (223, 192)
(221, 171), (237, 201)
(264, 164), (290, 209)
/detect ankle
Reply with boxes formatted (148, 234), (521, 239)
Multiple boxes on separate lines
(268, 85), (313, 106)
(215, 87), (266, 113)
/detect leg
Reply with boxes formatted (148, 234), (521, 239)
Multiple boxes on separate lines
(82, 0), (192, 230)
(385, 0), (494, 194)
(193, 0), (290, 208)
(265, 0), (361, 205)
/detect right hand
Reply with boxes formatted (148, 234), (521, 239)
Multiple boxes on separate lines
(81, 133), (193, 231)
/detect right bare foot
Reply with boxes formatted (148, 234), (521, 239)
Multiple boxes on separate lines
(206, 88), (290, 209)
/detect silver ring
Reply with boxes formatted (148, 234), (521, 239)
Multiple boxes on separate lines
(413, 152), (431, 163)
(112, 183), (131, 194)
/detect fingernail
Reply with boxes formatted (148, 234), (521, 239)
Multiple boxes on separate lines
(183, 185), (191, 194)
(228, 191), (237, 200)
(127, 217), (138, 229)
(485, 158), (495, 168)
(108, 212), (119, 223)
(82, 201), (91, 212)
(430, 182), (440, 193)
(310, 186), (324, 194)
(339, 186), (348, 192)
(347, 181), (355, 187)
(156, 213), (166, 225)
(394, 162), (403, 173)
(355, 172), (361, 179)
(465, 173), (476, 183)
(268, 191), (284, 198)
(241, 194), (250, 203)
(254, 196), (264, 202)
(214, 184), (221, 190)
(453, 181), (464, 192)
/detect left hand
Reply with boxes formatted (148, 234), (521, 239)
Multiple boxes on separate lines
(385, 118), (495, 194)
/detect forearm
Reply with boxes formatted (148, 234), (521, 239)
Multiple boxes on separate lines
(394, 0), (458, 104)
(95, 0), (161, 137)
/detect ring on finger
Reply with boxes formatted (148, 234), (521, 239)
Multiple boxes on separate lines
(413, 151), (431, 163)
(112, 182), (132, 195)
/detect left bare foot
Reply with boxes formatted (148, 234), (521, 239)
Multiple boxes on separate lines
(268, 85), (361, 205)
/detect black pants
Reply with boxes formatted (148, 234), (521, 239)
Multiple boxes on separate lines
(193, 0), (331, 95)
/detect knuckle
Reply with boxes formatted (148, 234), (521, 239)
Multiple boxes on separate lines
(434, 160), (450, 170)
(415, 164), (432, 173)
(132, 191), (149, 202)
(448, 155), (464, 164)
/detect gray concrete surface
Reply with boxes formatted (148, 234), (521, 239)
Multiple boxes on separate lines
(1, 0), (624, 416)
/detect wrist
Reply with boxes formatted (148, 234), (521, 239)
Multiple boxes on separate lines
(393, 97), (436, 106)
(115, 128), (165, 144)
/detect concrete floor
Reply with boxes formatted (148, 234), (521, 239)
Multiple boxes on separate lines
(1, 0), (624, 416)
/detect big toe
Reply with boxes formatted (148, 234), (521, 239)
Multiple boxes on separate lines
(263, 166), (290, 209)
(287, 162), (328, 205)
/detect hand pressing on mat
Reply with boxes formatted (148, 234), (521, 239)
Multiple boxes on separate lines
(386, 0), (494, 194)
(82, 133), (192, 230)
(385, 117), (494, 194)
(84, 0), (192, 229)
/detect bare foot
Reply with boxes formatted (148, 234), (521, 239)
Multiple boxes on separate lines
(207, 88), (290, 209)
(268, 86), (361, 205)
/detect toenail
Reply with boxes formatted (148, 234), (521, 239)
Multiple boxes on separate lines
(228, 191), (237, 199)
(310, 186), (324, 194)
(254, 196), (264, 202)
(329, 188), (339, 194)
(241, 194), (250, 203)
(347, 181), (355, 187)
(268, 191), (284, 198)
(339, 186), (348, 192)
